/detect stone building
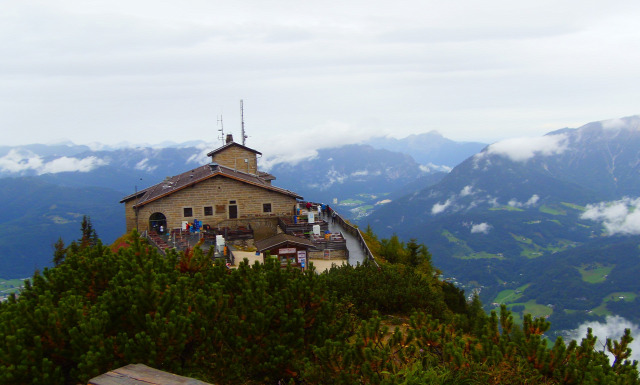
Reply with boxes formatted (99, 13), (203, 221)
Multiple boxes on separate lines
(120, 135), (302, 234)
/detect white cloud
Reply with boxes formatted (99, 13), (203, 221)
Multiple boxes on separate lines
(483, 134), (569, 162)
(260, 150), (319, 172)
(565, 315), (640, 363)
(325, 168), (347, 187)
(471, 222), (492, 234)
(0, 149), (108, 175)
(420, 163), (452, 173)
(259, 121), (371, 169)
(351, 170), (370, 177)
(526, 194), (540, 206)
(602, 118), (628, 130)
(0, 149), (44, 173)
(508, 194), (540, 208)
(581, 197), (640, 235)
(39, 156), (108, 174)
(134, 158), (157, 173)
(460, 185), (474, 197)
(431, 198), (452, 214)
(186, 142), (214, 165)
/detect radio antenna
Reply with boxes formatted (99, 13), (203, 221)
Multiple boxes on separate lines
(240, 99), (248, 146)
(217, 115), (225, 145)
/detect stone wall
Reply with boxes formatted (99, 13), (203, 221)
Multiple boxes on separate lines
(124, 176), (297, 233)
(211, 146), (258, 174)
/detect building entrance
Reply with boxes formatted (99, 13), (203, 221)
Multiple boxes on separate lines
(149, 212), (167, 234)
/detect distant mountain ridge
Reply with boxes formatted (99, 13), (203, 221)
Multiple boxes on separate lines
(364, 131), (487, 168)
(267, 144), (439, 205)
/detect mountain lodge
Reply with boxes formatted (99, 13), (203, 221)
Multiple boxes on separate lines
(120, 134), (303, 235)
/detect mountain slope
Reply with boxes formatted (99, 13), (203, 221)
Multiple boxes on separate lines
(267, 144), (439, 217)
(364, 115), (640, 332)
(0, 178), (123, 278)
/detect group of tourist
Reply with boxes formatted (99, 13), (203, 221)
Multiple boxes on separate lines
(318, 203), (337, 223)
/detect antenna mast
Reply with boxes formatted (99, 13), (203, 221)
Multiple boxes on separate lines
(217, 115), (225, 146)
(240, 99), (248, 146)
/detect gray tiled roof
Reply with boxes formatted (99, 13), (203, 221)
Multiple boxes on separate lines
(254, 233), (316, 252)
(120, 163), (302, 206)
(206, 142), (262, 157)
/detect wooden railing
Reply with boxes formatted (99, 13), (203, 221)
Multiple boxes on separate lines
(89, 364), (211, 385)
(142, 230), (169, 255)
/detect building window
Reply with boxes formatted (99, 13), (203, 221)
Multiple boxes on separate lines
(183, 207), (193, 217)
(263, 203), (272, 213)
(204, 206), (213, 216)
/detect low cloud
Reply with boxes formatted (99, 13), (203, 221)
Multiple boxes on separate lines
(508, 194), (540, 208)
(460, 185), (474, 197)
(40, 156), (108, 174)
(471, 222), (492, 234)
(259, 121), (372, 170)
(134, 158), (158, 173)
(565, 315), (640, 362)
(432, 198), (453, 215)
(420, 163), (452, 173)
(0, 149), (44, 173)
(602, 118), (629, 130)
(483, 134), (568, 162)
(325, 168), (347, 187)
(350, 169), (380, 177)
(0, 149), (108, 175)
(186, 142), (213, 165)
(260, 150), (319, 171)
(581, 197), (640, 235)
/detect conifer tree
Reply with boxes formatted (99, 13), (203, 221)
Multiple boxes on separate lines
(80, 215), (98, 248)
(404, 238), (433, 271)
(379, 234), (405, 264)
(52, 237), (66, 266)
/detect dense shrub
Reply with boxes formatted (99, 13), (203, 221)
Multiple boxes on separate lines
(0, 230), (637, 384)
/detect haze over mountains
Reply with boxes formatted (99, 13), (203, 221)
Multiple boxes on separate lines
(1, 115), (639, 338)
(0, 130), (477, 277)
(365, 115), (640, 334)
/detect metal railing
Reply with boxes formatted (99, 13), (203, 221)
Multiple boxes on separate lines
(318, 204), (379, 267)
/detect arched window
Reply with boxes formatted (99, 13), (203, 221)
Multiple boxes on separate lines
(149, 212), (167, 234)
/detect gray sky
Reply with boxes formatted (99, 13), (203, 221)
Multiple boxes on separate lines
(2, 0), (640, 151)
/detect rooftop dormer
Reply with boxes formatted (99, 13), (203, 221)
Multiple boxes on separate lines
(206, 134), (261, 175)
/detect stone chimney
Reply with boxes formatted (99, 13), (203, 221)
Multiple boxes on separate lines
(226, 134), (234, 144)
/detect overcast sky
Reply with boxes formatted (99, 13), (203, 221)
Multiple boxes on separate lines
(3, 0), (640, 151)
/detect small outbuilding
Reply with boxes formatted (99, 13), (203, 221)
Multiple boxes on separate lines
(254, 233), (316, 269)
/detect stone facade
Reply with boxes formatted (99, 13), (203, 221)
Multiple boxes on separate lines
(125, 176), (297, 233)
(211, 146), (258, 175)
